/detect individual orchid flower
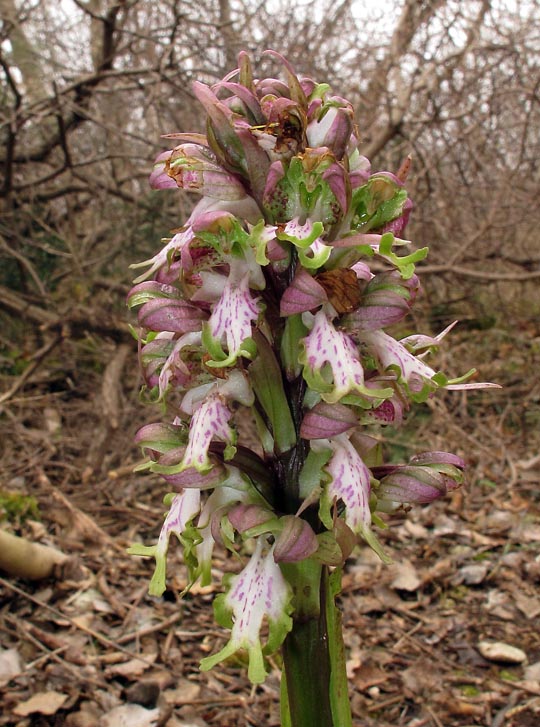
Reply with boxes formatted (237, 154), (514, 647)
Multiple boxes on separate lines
(193, 484), (251, 586)
(199, 537), (293, 684)
(263, 148), (348, 231)
(127, 489), (201, 597)
(315, 434), (389, 562)
(299, 310), (392, 404)
(361, 328), (498, 400)
(179, 394), (236, 472)
(348, 172), (409, 234)
(203, 267), (261, 368)
(149, 150), (178, 189)
(306, 95), (355, 160)
(341, 270), (420, 332)
(130, 196), (262, 283)
(154, 331), (202, 398)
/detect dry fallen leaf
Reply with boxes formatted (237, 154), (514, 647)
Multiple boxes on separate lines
(514, 591), (540, 619)
(402, 659), (440, 695)
(163, 678), (202, 706)
(390, 559), (421, 592)
(99, 703), (161, 727)
(512, 523), (540, 543)
(352, 663), (388, 691)
(458, 563), (489, 585)
(477, 640), (527, 664)
(106, 653), (158, 679)
(0, 648), (22, 685)
(524, 661), (540, 683)
(13, 690), (68, 716)
(64, 699), (102, 727)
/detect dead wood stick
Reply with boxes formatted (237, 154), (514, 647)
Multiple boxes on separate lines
(0, 529), (67, 580)
(516, 453), (540, 470)
(0, 577), (159, 667)
(36, 469), (122, 550)
(416, 264), (540, 281)
(107, 463), (138, 479)
(0, 284), (129, 340)
(101, 343), (130, 429)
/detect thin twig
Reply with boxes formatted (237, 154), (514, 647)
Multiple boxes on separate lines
(0, 334), (63, 405)
(0, 577), (158, 667)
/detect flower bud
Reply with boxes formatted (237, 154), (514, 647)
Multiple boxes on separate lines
(273, 515), (318, 563)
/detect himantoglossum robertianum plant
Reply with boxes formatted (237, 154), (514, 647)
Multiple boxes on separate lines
(127, 50), (498, 727)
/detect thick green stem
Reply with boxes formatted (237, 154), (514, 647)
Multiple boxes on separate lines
(281, 565), (352, 727)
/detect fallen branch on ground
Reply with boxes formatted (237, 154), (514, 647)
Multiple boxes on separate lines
(0, 529), (68, 580)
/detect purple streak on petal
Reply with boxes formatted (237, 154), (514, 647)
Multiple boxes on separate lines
(325, 435), (372, 534)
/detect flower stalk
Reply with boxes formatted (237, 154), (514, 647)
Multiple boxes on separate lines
(128, 50), (498, 724)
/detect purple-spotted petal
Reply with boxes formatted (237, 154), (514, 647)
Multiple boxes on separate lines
(316, 435), (390, 562)
(127, 489), (201, 596)
(200, 538), (292, 684)
(300, 311), (391, 404)
(320, 434), (373, 535)
(181, 396), (235, 472)
(361, 329), (437, 384)
(279, 217), (324, 249)
(207, 271), (260, 366)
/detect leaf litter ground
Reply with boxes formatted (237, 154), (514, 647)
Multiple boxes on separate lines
(0, 323), (539, 727)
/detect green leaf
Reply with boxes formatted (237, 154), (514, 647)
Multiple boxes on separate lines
(280, 314), (308, 380)
(298, 447), (332, 499)
(249, 332), (297, 454)
(326, 569), (353, 727)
